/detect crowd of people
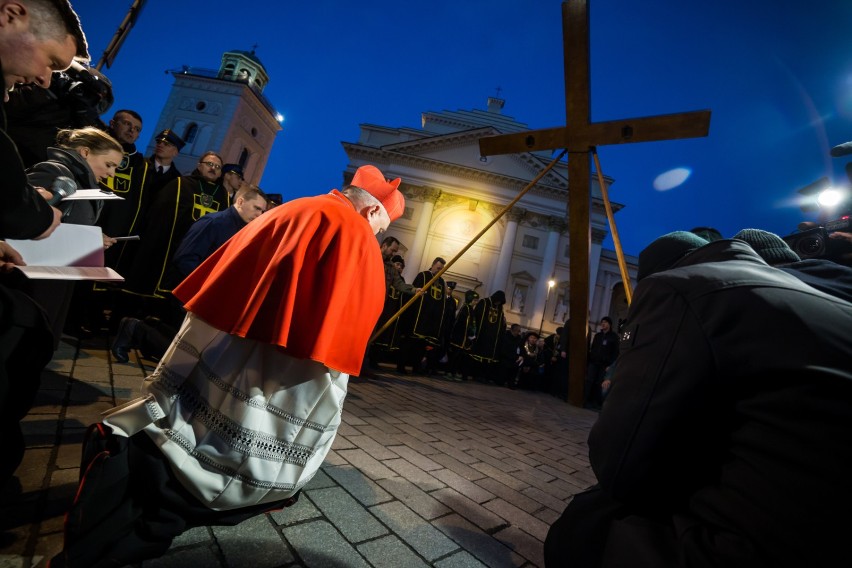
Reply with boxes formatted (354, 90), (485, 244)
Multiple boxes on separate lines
(363, 236), (585, 395)
(2, 3), (851, 568)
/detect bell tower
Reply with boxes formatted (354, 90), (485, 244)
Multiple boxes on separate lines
(144, 48), (283, 184)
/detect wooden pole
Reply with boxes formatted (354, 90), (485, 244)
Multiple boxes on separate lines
(591, 148), (633, 304)
(369, 149), (568, 344)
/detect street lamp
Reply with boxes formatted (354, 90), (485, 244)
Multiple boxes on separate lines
(538, 279), (556, 336)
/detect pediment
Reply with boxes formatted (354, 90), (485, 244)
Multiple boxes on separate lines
(377, 127), (568, 191)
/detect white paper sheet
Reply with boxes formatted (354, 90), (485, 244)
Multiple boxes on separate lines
(62, 189), (124, 201)
(5, 223), (125, 281)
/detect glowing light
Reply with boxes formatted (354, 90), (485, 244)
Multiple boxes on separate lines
(653, 167), (691, 191)
(276, 113), (285, 123)
(548, 279), (556, 288)
(817, 187), (845, 207)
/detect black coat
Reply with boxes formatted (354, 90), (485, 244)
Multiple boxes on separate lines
(122, 173), (229, 297)
(27, 147), (103, 226)
(588, 240), (852, 566)
(0, 77), (54, 240)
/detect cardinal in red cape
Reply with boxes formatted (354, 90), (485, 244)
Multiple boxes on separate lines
(53, 165), (405, 568)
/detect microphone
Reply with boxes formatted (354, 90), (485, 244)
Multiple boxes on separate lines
(47, 176), (77, 205)
(830, 141), (852, 157)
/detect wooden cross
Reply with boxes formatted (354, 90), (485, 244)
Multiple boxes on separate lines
(478, 0), (711, 406)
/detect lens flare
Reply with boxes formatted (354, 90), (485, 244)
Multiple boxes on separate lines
(653, 167), (691, 191)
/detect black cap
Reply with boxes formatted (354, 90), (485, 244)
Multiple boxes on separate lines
(390, 254), (405, 267)
(222, 163), (244, 177)
(155, 129), (185, 150)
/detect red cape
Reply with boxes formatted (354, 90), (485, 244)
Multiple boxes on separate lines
(173, 190), (385, 375)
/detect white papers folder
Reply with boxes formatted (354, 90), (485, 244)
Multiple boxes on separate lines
(6, 223), (124, 281)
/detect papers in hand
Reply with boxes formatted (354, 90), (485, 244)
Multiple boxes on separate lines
(62, 189), (124, 201)
(6, 223), (124, 281)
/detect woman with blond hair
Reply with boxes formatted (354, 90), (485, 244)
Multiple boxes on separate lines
(28, 126), (123, 236)
(23, 127), (124, 345)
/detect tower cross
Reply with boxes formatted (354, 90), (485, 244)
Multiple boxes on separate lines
(479, 0), (711, 406)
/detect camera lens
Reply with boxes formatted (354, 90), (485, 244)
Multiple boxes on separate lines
(797, 236), (824, 257)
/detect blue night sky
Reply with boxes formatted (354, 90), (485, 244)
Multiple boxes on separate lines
(71, 0), (852, 256)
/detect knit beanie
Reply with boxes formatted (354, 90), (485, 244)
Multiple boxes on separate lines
(733, 228), (800, 266)
(637, 231), (709, 281)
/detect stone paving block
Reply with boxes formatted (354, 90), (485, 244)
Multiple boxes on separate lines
(391, 433), (442, 455)
(171, 525), (211, 547)
(474, 478), (541, 514)
(308, 486), (387, 542)
(495, 447), (541, 468)
(20, 415), (59, 447)
(465, 449), (522, 474)
(394, 422), (440, 443)
(533, 506), (562, 525)
(432, 513), (523, 568)
(142, 542), (222, 567)
(14, 448), (50, 496)
(322, 464), (393, 506)
(483, 499), (550, 541)
(342, 409), (371, 424)
(352, 424), (402, 445)
(269, 493), (322, 526)
(212, 513), (293, 568)
(431, 468), (495, 503)
(304, 468), (337, 490)
(70, 366), (110, 384)
(347, 434), (400, 460)
(324, 449), (346, 466)
(336, 448), (396, 480)
(337, 421), (364, 437)
(30, 390), (65, 415)
(63, 401), (115, 423)
(469, 462), (527, 491)
(512, 471), (570, 502)
(493, 523), (546, 566)
(361, 415), (405, 434)
(431, 487), (506, 532)
(383, 458), (445, 492)
(430, 441), (479, 465)
(69, 380), (113, 401)
(527, 452), (578, 476)
(386, 445), (443, 472)
(377, 477), (450, 520)
(370, 500), (459, 561)
(282, 519), (370, 568)
(331, 433), (356, 450)
(521, 483), (570, 511)
(46, 359), (74, 374)
(433, 550), (489, 568)
(356, 534), (430, 568)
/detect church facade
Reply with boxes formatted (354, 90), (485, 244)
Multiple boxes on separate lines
(343, 97), (636, 336)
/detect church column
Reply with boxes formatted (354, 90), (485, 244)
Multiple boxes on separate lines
(402, 187), (441, 282)
(588, 227), (607, 305)
(531, 216), (565, 332)
(490, 207), (525, 294)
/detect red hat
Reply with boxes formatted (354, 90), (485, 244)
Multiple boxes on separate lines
(351, 165), (405, 222)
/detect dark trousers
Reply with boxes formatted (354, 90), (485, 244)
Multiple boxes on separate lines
(53, 425), (299, 568)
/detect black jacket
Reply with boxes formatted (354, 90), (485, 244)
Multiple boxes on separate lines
(591, 240), (852, 566)
(27, 147), (103, 226)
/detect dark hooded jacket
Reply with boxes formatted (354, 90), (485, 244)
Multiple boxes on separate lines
(588, 239), (852, 567)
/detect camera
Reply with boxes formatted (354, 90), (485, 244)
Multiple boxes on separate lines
(783, 216), (852, 261)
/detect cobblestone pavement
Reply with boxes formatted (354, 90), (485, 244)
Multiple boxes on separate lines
(0, 337), (598, 568)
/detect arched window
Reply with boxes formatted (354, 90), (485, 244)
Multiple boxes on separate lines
(238, 148), (250, 168)
(222, 62), (235, 78)
(183, 123), (198, 144)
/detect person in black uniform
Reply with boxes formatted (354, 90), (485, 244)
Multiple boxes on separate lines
(145, 129), (184, 195)
(119, 151), (229, 325)
(397, 257), (447, 374)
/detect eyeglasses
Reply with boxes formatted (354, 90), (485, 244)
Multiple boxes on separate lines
(116, 119), (142, 133)
(200, 161), (222, 170)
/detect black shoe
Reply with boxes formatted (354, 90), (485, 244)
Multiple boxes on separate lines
(111, 317), (138, 363)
